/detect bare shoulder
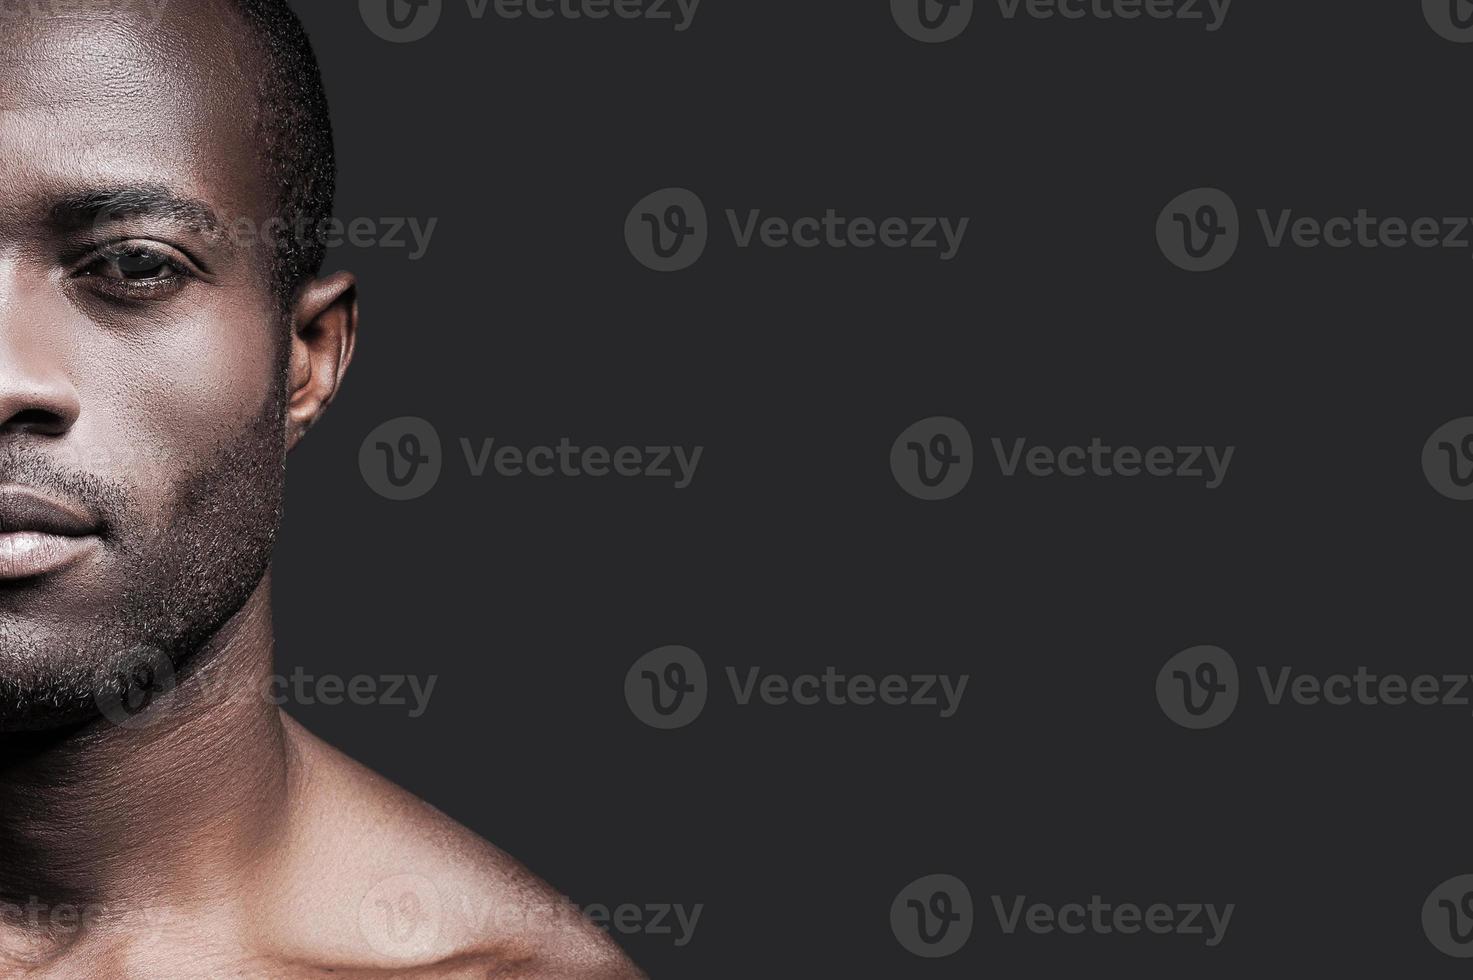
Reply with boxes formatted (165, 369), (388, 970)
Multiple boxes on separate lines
(243, 717), (645, 979)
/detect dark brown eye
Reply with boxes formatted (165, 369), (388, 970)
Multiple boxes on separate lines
(99, 247), (176, 281)
(75, 241), (195, 303)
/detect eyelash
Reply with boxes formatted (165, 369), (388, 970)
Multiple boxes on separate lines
(76, 241), (197, 301)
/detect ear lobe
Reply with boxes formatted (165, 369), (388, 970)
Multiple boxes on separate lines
(285, 270), (358, 451)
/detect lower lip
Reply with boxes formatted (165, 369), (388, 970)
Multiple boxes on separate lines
(0, 532), (100, 580)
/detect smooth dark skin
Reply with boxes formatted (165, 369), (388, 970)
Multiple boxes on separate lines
(0, 2), (643, 977)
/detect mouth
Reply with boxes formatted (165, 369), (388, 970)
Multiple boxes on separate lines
(0, 486), (103, 581)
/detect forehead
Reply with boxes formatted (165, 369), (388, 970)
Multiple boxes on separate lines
(0, 4), (270, 230)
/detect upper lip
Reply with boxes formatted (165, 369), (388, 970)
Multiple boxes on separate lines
(0, 486), (100, 537)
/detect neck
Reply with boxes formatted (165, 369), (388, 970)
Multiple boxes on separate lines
(0, 574), (293, 943)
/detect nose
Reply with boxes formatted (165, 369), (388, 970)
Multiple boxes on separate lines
(0, 277), (82, 439)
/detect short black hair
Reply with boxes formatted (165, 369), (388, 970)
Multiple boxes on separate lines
(231, 0), (337, 309)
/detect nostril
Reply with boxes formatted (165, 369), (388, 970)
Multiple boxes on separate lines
(1, 409), (68, 435)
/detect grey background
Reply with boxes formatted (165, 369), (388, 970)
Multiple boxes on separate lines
(273, 1), (1473, 974)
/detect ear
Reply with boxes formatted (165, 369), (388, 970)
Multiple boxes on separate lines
(285, 271), (358, 452)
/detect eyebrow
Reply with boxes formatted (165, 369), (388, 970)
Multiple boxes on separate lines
(47, 184), (222, 236)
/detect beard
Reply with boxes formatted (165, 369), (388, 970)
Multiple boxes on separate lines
(0, 381), (288, 732)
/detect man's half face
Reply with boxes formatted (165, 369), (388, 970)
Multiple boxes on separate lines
(0, 3), (292, 729)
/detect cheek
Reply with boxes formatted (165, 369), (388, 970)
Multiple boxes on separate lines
(71, 300), (283, 504)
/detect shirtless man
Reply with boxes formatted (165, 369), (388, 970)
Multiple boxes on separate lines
(0, 0), (643, 975)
